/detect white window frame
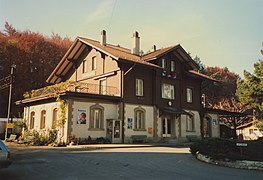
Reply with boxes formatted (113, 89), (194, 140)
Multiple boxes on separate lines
(162, 58), (166, 69)
(171, 60), (175, 72)
(40, 110), (46, 129)
(134, 108), (145, 130)
(186, 88), (193, 103)
(30, 111), (35, 129)
(100, 79), (107, 95)
(52, 108), (58, 129)
(90, 105), (104, 130)
(161, 83), (175, 100)
(136, 79), (144, 96)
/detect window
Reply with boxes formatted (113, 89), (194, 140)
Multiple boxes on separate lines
(162, 83), (175, 99)
(186, 113), (195, 131)
(171, 60), (176, 72)
(186, 88), (193, 103)
(162, 58), (166, 69)
(136, 79), (143, 96)
(134, 108), (145, 129)
(40, 110), (46, 129)
(30, 111), (35, 129)
(92, 56), (97, 70)
(52, 108), (58, 129)
(100, 79), (107, 95)
(83, 59), (87, 73)
(90, 105), (104, 129)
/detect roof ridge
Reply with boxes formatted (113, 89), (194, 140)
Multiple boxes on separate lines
(78, 36), (132, 54)
(143, 44), (179, 57)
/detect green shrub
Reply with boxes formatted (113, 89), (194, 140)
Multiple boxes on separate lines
(190, 138), (263, 161)
(22, 129), (58, 146)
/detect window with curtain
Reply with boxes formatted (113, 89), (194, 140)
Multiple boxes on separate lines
(162, 83), (175, 100)
(90, 105), (104, 129)
(134, 107), (145, 130)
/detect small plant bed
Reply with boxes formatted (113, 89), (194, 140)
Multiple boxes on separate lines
(68, 136), (111, 146)
(190, 138), (263, 162)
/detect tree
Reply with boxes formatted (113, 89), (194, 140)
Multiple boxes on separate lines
(193, 55), (205, 73)
(0, 22), (72, 117)
(236, 60), (263, 120)
(203, 66), (242, 111)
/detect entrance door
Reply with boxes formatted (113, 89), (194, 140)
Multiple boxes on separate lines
(203, 116), (212, 138)
(162, 117), (171, 137)
(106, 119), (122, 143)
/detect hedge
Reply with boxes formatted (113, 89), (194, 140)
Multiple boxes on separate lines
(190, 138), (263, 162)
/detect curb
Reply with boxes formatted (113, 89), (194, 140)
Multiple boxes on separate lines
(196, 153), (263, 170)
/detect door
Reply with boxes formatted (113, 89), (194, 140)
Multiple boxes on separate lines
(106, 119), (122, 143)
(203, 116), (212, 138)
(162, 117), (172, 137)
(113, 120), (122, 143)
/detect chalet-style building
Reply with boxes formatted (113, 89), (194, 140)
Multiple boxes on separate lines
(236, 122), (263, 140)
(18, 30), (220, 143)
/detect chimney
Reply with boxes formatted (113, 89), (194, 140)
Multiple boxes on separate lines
(152, 45), (156, 52)
(131, 31), (140, 55)
(101, 30), (106, 45)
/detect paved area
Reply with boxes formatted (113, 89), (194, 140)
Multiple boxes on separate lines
(0, 143), (263, 180)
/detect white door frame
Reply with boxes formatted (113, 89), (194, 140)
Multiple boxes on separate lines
(162, 117), (171, 137)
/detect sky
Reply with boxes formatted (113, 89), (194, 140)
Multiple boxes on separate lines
(0, 0), (262, 77)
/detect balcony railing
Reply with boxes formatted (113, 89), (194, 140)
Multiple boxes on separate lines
(24, 81), (120, 99)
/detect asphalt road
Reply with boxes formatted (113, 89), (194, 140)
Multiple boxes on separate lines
(0, 143), (263, 180)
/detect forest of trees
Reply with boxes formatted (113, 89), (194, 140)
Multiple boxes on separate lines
(0, 22), (72, 117)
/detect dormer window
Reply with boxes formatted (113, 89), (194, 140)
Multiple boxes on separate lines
(92, 56), (97, 70)
(162, 58), (166, 69)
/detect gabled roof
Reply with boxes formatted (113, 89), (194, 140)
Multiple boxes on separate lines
(142, 45), (178, 61)
(47, 37), (161, 84)
(142, 44), (199, 70)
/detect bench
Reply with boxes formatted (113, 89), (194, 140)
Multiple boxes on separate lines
(130, 135), (147, 143)
(6, 134), (17, 142)
(186, 135), (199, 142)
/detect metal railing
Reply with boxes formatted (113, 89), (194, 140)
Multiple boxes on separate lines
(26, 81), (120, 98)
(67, 82), (120, 96)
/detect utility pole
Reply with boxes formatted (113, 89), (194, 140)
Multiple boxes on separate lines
(5, 64), (16, 140)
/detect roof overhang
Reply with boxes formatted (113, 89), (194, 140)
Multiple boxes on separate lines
(160, 107), (191, 116)
(47, 38), (87, 84)
(186, 70), (220, 82)
(204, 108), (249, 117)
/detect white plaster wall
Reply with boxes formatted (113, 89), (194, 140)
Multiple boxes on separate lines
(181, 110), (201, 138)
(124, 104), (154, 138)
(71, 101), (118, 139)
(25, 102), (60, 130)
(207, 113), (220, 137)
